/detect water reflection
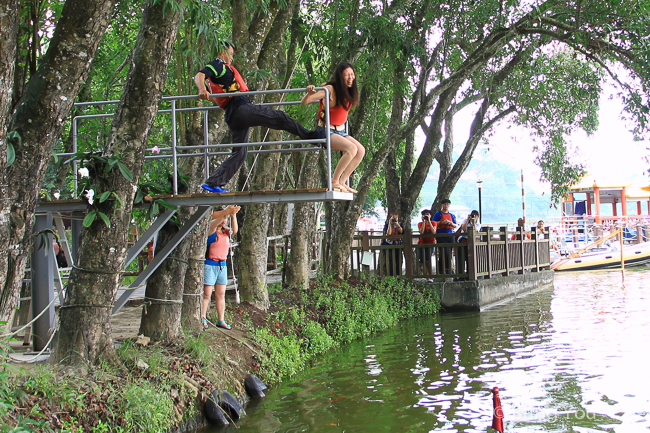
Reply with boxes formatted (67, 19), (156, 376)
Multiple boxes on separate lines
(200, 268), (650, 432)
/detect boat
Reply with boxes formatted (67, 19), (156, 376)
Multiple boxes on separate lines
(551, 241), (650, 271)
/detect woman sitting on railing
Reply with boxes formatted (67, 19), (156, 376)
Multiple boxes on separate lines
(301, 63), (365, 193)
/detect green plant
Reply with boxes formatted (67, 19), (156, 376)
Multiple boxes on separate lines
(120, 381), (174, 433)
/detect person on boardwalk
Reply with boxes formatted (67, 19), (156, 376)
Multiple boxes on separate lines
(433, 199), (457, 274)
(382, 212), (404, 276)
(301, 63), (365, 193)
(418, 209), (437, 279)
(194, 42), (318, 193)
(202, 205), (240, 330)
(457, 210), (480, 276)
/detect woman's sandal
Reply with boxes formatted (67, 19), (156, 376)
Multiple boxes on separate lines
(331, 183), (345, 192)
(216, 320), (232, 330)
(201, 316), (209, 330)
(343, 184), (357, 193)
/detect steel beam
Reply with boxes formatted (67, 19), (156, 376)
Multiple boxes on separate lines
(124, 209), (177, 269)
(162, 190), (352, 207)
(112, 206), (212, 313)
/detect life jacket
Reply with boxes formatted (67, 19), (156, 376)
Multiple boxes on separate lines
(205, 63), (249, 110)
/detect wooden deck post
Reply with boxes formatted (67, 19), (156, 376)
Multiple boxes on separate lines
(502, 226), (509, 276)
(519, 226), (525, 274)
(404, 231), (413, 280)
(487, 228), (494, 278)
(533, 230), (540, 272)
(468, 227), (477, 280)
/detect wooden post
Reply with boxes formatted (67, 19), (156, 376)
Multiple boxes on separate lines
(502, 226), (509, 276)
(487, 228), (494, 278)
(533, 230), (540, 272)
(468, 227), (477, 280)
(519, 226), (525, 274)
(404, 231), (413, 280)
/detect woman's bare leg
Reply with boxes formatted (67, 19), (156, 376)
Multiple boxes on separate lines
(214, 284), (226, 322)
(338, 135), (365, 186)
(329, 133), (358, 187)
(201, 284), (213, 318)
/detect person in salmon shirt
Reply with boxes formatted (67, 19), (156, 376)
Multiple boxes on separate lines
(201, 205), (240, 330)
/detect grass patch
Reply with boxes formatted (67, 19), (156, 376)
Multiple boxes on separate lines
(253, 275), (439, 384)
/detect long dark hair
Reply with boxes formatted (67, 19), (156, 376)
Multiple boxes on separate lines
(327, 62), (359, 110)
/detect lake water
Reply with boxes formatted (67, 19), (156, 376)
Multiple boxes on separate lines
(201, 268), (650, 432)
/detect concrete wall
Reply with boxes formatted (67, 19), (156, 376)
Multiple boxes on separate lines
(435, 270), (555, 312)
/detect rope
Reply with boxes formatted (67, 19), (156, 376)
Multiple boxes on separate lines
(143, 296), (184, 305)
(111, 301), (151, 317)
(59, 304), (114, 309)
(241, 20), (316, 191)
(72, 263), (123, 275)
(6, 328), (57, 364)
(167, 256), (189, 265)
(229, 231), (240, 304)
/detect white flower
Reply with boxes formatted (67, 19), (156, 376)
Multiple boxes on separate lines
(53, 192), (60, 200)
(151, 146), (160, 154)
(78, 167), (89, 178)
(85, 189), (94, 205)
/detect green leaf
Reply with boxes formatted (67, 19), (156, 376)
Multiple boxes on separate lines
(135, 190), (144, 204)
(99, 191), (112, 203)
(6, 142), (15, 167)
(83, 211), (98, 227)
(117, 162), (134, 181)
(152, 202), (159, 216)
(156, 199), (178, 210)
(97, 211), (111, 228)
(112, 192), (124, 207)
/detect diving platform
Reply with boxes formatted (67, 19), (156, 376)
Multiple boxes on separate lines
(36, 188), (352, 213)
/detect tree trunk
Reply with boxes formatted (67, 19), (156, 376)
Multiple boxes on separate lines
(138, 213), (190, 342)
(141, 130), (210, 340)
(0, 0), (19, 333)
(285, 151), (319, 289)
(53, 0), (181, 366)
(1, 0), (116, 330)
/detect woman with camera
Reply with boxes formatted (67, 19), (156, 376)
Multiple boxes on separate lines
(382, 212), (404, 276)
(457, 210), (480, 276)
(418, 209), (437, 280)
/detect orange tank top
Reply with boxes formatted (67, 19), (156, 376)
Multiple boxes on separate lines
(318, 99), (349, 127)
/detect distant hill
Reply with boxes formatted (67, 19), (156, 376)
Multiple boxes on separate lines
(418, 149), (562, 224)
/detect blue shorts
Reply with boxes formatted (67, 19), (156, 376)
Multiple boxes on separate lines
(316, 125), (349, 140)
(204, 262), (228, 286)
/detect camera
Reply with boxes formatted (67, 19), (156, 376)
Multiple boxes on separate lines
(390, 217), (396, 222)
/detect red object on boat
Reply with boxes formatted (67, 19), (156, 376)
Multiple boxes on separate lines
(491, 387), (504, 432)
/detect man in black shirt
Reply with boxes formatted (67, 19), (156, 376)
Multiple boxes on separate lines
(194, 42), (317, 193)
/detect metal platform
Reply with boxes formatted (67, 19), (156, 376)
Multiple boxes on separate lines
(36, 188), (352, 213)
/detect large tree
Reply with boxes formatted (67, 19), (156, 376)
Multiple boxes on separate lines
(1, 0), (116, 331)
(0, 0), (20, 332)
(313, 0), (650, 277)
(53, 0), (182, 365)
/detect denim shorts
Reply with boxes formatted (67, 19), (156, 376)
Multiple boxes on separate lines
(316, 125), (349, 139)
(204, 262), (228, 286)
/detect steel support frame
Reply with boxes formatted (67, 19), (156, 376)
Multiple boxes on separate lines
(112, 205), (212, 313)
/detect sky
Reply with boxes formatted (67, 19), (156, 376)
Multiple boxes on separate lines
(450, 81), (650, 195)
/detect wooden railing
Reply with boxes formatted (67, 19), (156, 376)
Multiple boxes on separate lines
(350, 227), (551, 281)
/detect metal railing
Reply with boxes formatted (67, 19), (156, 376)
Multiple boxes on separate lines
(64, 87), (334, 196)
